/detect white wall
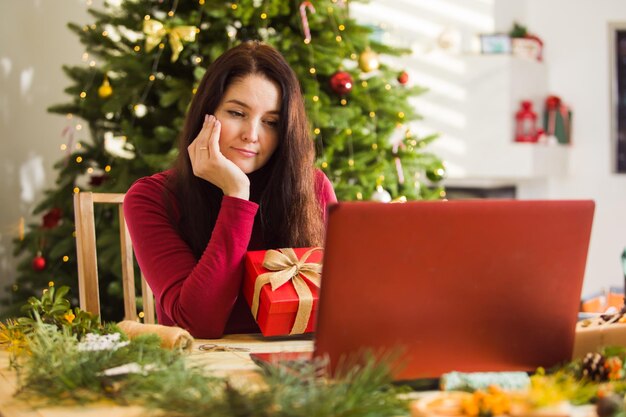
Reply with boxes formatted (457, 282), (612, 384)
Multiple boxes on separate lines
(352, 0), (626, 297)
(1, 1), (624, 308)
(526, 0), (626, 295)
(0, 1), (93, 310)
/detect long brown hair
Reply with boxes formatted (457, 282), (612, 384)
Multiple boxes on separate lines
(168, 41), (323, 258)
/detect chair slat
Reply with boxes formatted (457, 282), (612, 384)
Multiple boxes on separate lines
(74, 192), (155, 323)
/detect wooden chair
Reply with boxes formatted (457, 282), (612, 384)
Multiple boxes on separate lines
(73, 192), (156, 323)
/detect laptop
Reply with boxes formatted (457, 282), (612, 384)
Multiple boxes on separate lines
(252, 199), (595, 381)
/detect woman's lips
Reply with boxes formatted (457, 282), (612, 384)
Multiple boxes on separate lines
(233, 147), (258, 157)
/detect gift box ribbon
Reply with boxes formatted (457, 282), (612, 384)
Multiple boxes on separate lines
(250, 247), (322, 335)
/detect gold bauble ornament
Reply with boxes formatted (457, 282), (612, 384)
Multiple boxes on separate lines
(358, 48), (380, 73)
(98, 76), (113, 98)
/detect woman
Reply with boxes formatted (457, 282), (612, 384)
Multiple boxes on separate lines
(124, 41), (337, 338)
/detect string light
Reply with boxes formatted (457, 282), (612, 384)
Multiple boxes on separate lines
(104, 165), (112, 172)
(194, 57), (202, 64)
(72, 231), (76, 238)
(346, 129), (352, 135)
(385, 84), (391, 90)
(139, 311), (145, 318)
(309, 67), (316, 74)
(361, 81), (368, 87)
(73, 187), (80, 194)
(60, 144), (67, 151)
(87, 167), (94, 174)
(314, 128), (321, 135)
(335, 35), (342, 42)
(90, 24), (96, 30)
(76, 156), (83, 163)
(312, 95), (319, 102)
(144, 15), (150, 20)
(63, 256), (69, 262)
(102, 30), (109, 37)
(350, 53), (357, 59)
(231, 3), (238, 10)
(89, 60), (96, 67)
(67, 113), (73, 119)
(338, 24), (345, 31)
(158, 43), (165, 49)
(149, 74), (156, 81)
(439, 190), (447, 198)
(372, 143), (378, 150)
(398, 112), (405, 119)
(192, 87), (198, 94)
(321, 161), (328, 168)
(76, 124), (82, 130)
(356, 192), (363, 200)
(348, 159), (354, 167)
(167, 11), (174, 17)
(304, 38), (311, 44)
(369, 111), (376, 118)
(80, 91), (87, 98)
(261, 12), (267, 19)
(82, 52), (89, 61)
(76, 143), (82, 149)
(340, 99), (347, 105)
(48, 281), (54, 287)
(199, 0), (205, 4)
(134, 45), (141, 52)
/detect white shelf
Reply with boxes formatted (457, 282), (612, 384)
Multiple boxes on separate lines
(425, 55), (570, 182)
(444, 142), (570, 181)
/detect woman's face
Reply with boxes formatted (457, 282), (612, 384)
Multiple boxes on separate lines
(214, 74), (281, 174)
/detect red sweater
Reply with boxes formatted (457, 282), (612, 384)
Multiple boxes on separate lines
(124, 169), (337, 338)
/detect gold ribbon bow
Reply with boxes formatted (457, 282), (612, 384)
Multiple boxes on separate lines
(251, 248), (323, 335)
(143, 19), (197, 62)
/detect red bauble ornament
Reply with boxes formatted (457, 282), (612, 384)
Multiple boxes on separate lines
(329, 71), (353, 95)
(89, 174), (109, 187)
(32, 254), (46, 271)
(42, 207), (62, 229)
(397, 71), (409, 85)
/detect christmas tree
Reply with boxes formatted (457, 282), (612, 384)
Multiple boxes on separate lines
(4, 0), (444, 320)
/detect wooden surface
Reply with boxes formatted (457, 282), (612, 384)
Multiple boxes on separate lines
(0, 333), (313, 417)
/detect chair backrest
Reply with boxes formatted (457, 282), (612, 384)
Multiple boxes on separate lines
(73, 192), (156, 323)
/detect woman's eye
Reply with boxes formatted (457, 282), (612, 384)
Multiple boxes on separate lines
(265, 120), (279, 128)
(228, 110), (244, 117)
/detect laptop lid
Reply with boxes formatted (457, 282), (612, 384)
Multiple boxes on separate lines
(313, 199), (595, 380)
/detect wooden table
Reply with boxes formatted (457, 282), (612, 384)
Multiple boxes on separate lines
(0, 333), (314, 417)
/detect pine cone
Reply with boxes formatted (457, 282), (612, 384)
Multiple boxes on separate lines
(582, 352), (608, 381)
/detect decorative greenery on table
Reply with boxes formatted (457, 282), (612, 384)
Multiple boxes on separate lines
(0, 285), (410, 417)
(7, 286), (626, 417)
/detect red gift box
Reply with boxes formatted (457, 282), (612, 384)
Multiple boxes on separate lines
(243, 247), (323, 337)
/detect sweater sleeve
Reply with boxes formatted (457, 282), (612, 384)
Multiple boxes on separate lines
(123, 175), (258, 338)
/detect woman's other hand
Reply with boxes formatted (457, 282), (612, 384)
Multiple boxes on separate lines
(188, 114), (250, 200)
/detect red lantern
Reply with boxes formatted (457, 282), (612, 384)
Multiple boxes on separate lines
(515, 100), (538, 143)
(329, 71), (353, 95)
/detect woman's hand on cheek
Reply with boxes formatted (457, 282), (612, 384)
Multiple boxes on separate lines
(187, 114), (250, 200)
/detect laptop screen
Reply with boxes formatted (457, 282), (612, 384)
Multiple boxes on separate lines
(314, 200), (595, 380)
